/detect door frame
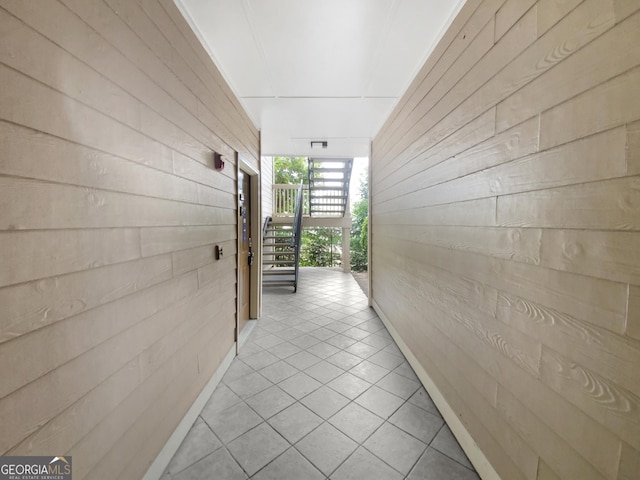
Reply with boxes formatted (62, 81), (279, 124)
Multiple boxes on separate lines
(236, 158), (261, 333)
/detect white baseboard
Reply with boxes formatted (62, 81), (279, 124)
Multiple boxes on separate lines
(372, 299), (501, 480)
(239, 319), (257, 349)
(142, 342), (237, 480)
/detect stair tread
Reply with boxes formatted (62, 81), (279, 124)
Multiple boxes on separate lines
(310, 167), (350, 172)
(310, 195), (347, 198)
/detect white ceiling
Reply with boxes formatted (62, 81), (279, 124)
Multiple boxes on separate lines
(176, 0), (465, 157)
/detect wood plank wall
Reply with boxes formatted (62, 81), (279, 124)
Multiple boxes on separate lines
(371, 1), (640, 479)
(0, 0), (259, 479)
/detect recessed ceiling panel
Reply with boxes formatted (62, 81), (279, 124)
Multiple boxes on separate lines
(178, 0), (275, 96)
(366, 0), (462, 97)
(247, 0), (393, 97)
(177, 0), (466, 156)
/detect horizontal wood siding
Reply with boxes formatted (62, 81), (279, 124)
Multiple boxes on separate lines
(0, 0), (258, 478)
(371, 1), (640, 479)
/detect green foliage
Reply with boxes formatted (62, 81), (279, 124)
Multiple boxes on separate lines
(350, 173), (368, 272)
(300, 228), (341, 267)
(274, 156), (308, 184)
(271, 158), (367, 270)
(360, 216), (368, 251)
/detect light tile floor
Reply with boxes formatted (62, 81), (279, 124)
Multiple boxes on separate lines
(163, 268), (480, 480)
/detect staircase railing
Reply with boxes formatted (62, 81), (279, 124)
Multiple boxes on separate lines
(273, 184), (310, 216)
(291, 182), (304, 292)
(262, 215), (272, 238)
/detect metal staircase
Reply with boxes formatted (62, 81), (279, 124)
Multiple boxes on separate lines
(308, 158), (353, 217)
(263, 158), (354, 292)
(262, 183), (304, 292)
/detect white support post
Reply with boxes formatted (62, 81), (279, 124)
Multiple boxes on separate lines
(342, 226), (351, 273)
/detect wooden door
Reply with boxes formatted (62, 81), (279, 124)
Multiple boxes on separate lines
(238, 169), (252, 333)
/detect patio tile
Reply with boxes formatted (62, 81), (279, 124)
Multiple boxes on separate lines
(205, 401), (263, 444)
(407, 448), (480, 480)
(326, 350), (363, 370)
(237, 342), (263, 358)
(309, 327), (338, 341)
(165, 268), (479, 480)
(274, 327), (305, 341)
(252, 448), (324, 480)
(305, 360), (344, 384)
(389, 402), (444, 444)
(166, 418), (221, 475)
(345, 341), (382, 359)
(330, 447), (402, 480)
(357, 319), (385, 333)
(269, 341), (303, 359)
(368, 350), (405, 370)
(261, 321), (288, 334)
(328, 402), (384, 443)
(360, 333), (393, 349)
(325, 321), (353, 333)
(279, 372), (322, 399)
(268, 402), (323, 444)
(383, 343), (403, 357)
(225, 371), (273, 399)
(222, 360), (255, 383)
(227, 423), (289, 476)
(376, 371), (420, 400)
(431, 425), (474, 469)
(342, 327), (371, 341)
(309, 315), (334, 326)
(199, 384), (241, 419)
(327, 372), (372, 400)
(349, 360), (389, 384)
(351, 309), (379, 320)
(241, 350), (280, 370)
(306, 341), (341, 359)
(172, 448), (246, 480)
(340, 315), (367, 327)
(394, 362), (420, 382)
(254, 333), (286, 349)
(285, 351), (322, 370)
(245, 385), (296, 420)
(363, 422), (427, 475)
(408, 387), (442, 417)
(295, 422), (357, 476)
(355, 386), (404, 419)
(300, 385), (350, 419)
(324, 310), (349, 321)
(325, 334), (358, 349)
(258, 360), (299, 383)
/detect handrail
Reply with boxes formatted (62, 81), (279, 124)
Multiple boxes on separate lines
(291, 182), (304, 292)
(262, 215), (272, 239)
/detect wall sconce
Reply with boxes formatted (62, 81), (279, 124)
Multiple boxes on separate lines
(310, 141), (328, 149)
(214, 152), (225, 171)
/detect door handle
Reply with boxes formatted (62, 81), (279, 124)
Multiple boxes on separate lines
(248, 251), (254, 266)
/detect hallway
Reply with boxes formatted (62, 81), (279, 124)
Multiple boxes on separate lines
(162, 268), (479, 479)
